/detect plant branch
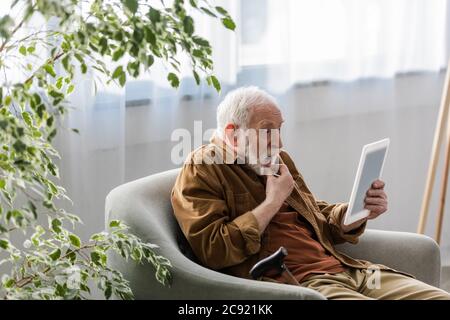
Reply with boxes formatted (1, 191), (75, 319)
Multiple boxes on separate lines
(13, 243), (97, 289)
(0, 4), (36, 53)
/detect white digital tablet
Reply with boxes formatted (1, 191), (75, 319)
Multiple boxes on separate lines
(343, 138), (390, 226)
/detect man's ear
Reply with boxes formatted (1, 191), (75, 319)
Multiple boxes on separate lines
(224, 123), (238, 146)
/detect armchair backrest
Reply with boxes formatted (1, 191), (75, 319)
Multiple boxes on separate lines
(105, 168), (198, 263)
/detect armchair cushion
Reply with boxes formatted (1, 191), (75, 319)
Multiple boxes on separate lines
(336, 229), (440, 287)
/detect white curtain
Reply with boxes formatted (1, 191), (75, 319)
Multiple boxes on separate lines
(239, 0), (449, 92)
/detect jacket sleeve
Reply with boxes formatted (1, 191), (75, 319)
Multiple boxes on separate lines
(316, 200), (366, 245)
(171, 163), (261, 270)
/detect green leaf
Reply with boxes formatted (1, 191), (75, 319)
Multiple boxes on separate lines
(112, 66), (123, 79)
(132, 29), (144, 43)
(4, 95), (11, 106)
(183, 16), (194, 35)
(193, 70), (200, 85)
(0, 15), (14, 40)
(66, 249), (76, 263)
(170, 62), (180, 73)
(215, 6), (229, 16)
(127, 61), (140, 77)
(200, 7), (217, 17)
(2, 277), (14, 289)
(27, 46), (35, 54)
(22, 111), (33, 126)
(69, 234), (81, 248)
(47, 162), (58, 176)
(99, 37), (108, 54)
(90, 232), (106, 242)
(12, 140), (26, 152)
(0, 179), (5, 189)
(28, 201), (37, 219)
(144, 27), (156, 46)
(109, 220), (121, 228)
(114, 31), (124, 41)
(46, 116), (55, 127)
(43, 64), (56, 77)
(81, 63), (87, 74)
(91, 251), (101, 265)
(112, 48), (125, 61)
(192, 36), (210, 47)
(146, 55), (154, 68)
(131, 247), (142, 260)
(80, 283), (91, 294)
(193, 49), (203, 58)
(105, 285), (112, 299)
(74, 53), (84, 63)
(148, 7), (161, 23)
(221, 17), (236, 30)
(94, 251), (107, 266)
(49, 89), (63, 99)
(119, 72), (126, 87)
(0, 238), (9, 249)
(65, 213), (81, 224)
(48, 128), (57, 141)
(56, 77), (63, 89)
(167, 72), (179, 88)
(55, 284), (66, 296)
(122, 0), (138, 14)
(67, 84), (75, 94)
(49, 248), (61, 260)
(61, 55), (70, 71)
(209, 75), (221, 92)
(47, 180), (58, 194)
(19, 45), (27, 55)
(51, 218), (62, 234)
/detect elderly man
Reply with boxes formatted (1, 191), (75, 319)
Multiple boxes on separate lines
(171, 86), (450, 300)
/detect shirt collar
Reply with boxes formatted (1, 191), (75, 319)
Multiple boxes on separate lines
(209, 132), (238, 164)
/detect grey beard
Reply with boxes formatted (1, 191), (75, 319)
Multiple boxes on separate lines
(245, 154), (280, 176)
(248, 163), (280, 176)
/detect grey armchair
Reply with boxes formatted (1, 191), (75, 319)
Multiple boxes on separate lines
(105, 169), (441, 300)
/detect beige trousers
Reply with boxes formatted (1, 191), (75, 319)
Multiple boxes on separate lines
(300, 267), (450, 300)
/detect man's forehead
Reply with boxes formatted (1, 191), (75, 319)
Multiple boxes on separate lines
(249, 104), (284, 125)
(258, 119), (284, 128)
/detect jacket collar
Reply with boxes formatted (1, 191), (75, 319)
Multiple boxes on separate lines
(209, 133), (239, 164)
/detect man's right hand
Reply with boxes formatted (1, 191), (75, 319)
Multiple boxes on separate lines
(265, 164), (294, 209)
(252, 164), (295, 234)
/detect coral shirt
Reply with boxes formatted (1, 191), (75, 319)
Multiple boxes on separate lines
(260, 202), (345, 283)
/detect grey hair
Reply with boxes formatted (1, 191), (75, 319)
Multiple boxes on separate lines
(216, 86), (278, 137)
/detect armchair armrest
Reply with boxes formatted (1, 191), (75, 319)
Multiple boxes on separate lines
(108, 248), (325, 300)
(335, 229), (441, 287)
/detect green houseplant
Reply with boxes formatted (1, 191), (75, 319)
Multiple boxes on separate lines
(0, 0), (234, 299)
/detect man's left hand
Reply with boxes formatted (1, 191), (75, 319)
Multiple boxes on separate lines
(364, 179), (388, 219)
(341, 179), (388, 233)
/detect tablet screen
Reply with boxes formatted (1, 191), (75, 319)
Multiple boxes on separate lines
(349, 148), (387, 217)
